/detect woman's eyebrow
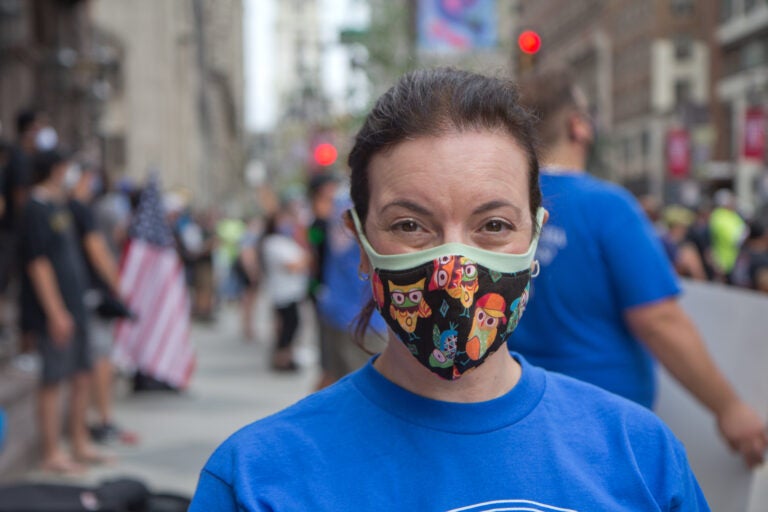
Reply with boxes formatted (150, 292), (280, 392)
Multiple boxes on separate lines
(380, 200), (433, 217)
(472, 200), (522, 218)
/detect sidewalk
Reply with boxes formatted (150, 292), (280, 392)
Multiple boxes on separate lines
(16, 297), (321, 497)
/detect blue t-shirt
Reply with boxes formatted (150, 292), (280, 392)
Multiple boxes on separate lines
(509, 171), (681, 408)
(190, 355), (708, 511)
(317, 188), (386, 334)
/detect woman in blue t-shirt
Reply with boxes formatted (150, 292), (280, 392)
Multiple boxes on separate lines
(190, 68), (710, 511)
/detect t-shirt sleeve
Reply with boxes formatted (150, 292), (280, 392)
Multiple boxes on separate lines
(189, 469), (242, 512)
(68, 200), (97, 238)
(598, 188), (681, 309)
(668, 440), (711, 511)
(20, 203), (51, 263)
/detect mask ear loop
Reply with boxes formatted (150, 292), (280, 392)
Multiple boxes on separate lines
(531, 260), (540, 278)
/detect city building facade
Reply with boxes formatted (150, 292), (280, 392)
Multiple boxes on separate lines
(0, 0), (106, 153)
(513, 0), (766, 209)
(92, 0), (245, 208)
(716, 0), (768, 212)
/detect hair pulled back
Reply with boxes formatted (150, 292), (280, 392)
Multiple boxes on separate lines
(349, 67), (541, 224)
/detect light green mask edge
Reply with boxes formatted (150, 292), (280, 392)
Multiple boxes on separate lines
(350, 207), (544, 273)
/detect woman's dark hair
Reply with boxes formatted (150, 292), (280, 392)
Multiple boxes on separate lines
(348, 67), (543, 346)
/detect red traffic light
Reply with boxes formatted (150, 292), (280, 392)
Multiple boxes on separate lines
(313, 143), (338, 167)
(518, 30), (541, 55)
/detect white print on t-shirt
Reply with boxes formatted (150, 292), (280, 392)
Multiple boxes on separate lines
(536, 225), (568, 266)
(446, 499), (578, 512)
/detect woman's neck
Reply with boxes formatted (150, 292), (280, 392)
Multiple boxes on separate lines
(373, 335), (522, 403)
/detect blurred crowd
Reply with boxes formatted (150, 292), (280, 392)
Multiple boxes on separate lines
(0, 105), (379, 474)
(639, 189), (768, 293)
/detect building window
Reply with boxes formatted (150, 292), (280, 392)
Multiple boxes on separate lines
(671, 0), (695, 16)
(720, 0), (734, 21)
(741, 39), (768, 70)
(623, 137), (633, 165)
(675, 80), (692, 105)
(641, 130), (651, 157)
(674, 35), (694, 59)
(0, 0), (25, 49)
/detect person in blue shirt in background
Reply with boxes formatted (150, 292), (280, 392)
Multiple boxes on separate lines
(509, 65), (766, 468)
(312, 182), (387, 389)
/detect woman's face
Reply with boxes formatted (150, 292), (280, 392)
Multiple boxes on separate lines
(362, 130), (533, 261)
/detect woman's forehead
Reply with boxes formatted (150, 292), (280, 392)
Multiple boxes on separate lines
(367, 131), (530, 201)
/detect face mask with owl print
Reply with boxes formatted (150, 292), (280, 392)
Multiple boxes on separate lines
(349, 208), (544, 380)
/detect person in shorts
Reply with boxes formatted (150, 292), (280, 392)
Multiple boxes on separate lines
(19, 149), (109, 474)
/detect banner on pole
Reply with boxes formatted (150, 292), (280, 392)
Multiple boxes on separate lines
(667, 128), (691, 179)
(417, 0), (497, 53)
(743, 106), (765, 160)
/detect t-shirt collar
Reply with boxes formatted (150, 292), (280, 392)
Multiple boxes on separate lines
(350, 353), (546, 434)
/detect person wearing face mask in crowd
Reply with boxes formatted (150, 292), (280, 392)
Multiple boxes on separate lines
(19, 149), (111, 474)
(66, 161), (138, 445)
(507, 66), (766, 468)
(189, 68), (710, 511)
(0, 108), (45, 358)
(0, 121), (8, 220)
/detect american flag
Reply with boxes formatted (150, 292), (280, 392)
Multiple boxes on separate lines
(113, 175), (195, 389)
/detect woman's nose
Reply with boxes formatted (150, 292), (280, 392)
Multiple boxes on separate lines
(441, 225), (469, 246)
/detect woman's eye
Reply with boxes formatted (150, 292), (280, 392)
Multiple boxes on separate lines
(483, 220), (510, 232)
(394, 220), (420, 233)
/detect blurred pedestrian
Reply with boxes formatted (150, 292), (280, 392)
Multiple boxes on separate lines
(190, 209), (218, 321)
(215, 215), (247, 303)
(93, 175), (133, 258)
(709, 188), (747, 283)
(732, 220), (768, 292)
(260, 206), (310, 371)
(314, 184), (387, 390)
(685, 201), (716, 280)
(660, 205), (707, 280)
(20, 149), (110, 474)
(233, 215), (262, 342)
(190, 68), (709, 511)
(0, 120), (9, 220)
(305, 173), (341, 387)
(1, 108), (43, 360)
(67, 161), (137, 445)
(306, 174), (337, 302)
(509, 66), (766, 467)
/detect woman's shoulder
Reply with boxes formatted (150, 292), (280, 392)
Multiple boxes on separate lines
(542, 370), (684, 453)
(203, 377), (362, 472)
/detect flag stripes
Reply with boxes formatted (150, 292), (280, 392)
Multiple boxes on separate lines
(112, 177), (195, 389)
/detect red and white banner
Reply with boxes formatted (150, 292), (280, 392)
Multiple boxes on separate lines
(113, 239), (195, 389)
(667, 128), (691, 178)
(743, 106), (766, 160)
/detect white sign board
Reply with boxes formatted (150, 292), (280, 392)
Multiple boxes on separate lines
(655, 280), (768, 512)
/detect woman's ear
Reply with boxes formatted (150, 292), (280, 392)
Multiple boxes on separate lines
(343, 209), (356, 236)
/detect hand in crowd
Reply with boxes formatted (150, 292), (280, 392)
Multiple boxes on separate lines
(717, 399), (768, 468)
(48, 308), (74, 346)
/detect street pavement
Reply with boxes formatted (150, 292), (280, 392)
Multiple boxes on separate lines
(20, 295), (322, 498)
